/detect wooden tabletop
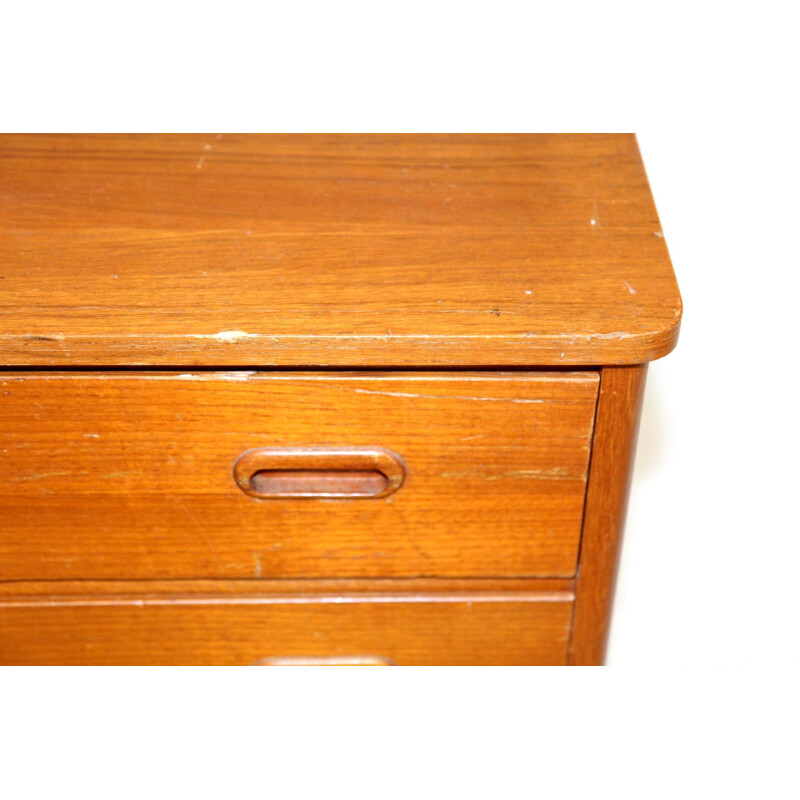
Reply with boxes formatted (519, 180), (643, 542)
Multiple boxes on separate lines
(0, 134), (681, 367)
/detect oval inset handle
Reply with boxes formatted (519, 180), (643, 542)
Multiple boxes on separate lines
(233, 446), (405, 499)
(254, 655), (396, 666)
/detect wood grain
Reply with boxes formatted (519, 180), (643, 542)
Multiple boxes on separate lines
(569, 365), (647, 665)
(0, 134), (681, 665)
(0, 578), (575, 607)
(0, 577), (576, 600)
(0, 134), (681, 367)
(0, 585), (573, 665)
(0, 370), (598, 580)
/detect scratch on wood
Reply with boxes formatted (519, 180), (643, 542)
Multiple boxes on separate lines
(486, 468), (574, 481)
(213, 371), (257, 381)
(440, 468), (574, 481)
(189, 330), (257, 343)
(174, 497), (223, 574)
(391, 506), (433, 563)
(24, 335), (64, 342)
(349, 388), (555, 404)
(584, 331), (634, 341)
(10, 470), (72, 482)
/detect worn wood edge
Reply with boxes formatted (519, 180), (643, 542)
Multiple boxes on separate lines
(0, 319), (681, 368)
(0, 594), (575, 608)
(568, 364), (647, 665)
(0, 578), (575, 608)
(0, 369), (601, 384)
(0, 577), (574, 598)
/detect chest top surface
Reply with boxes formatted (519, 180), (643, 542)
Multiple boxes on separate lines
(0, 133), (680, 367)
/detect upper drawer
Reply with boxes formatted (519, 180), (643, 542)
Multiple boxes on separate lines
(0, 371), (598, 580)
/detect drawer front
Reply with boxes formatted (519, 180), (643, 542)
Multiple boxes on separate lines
(0, 592), (572, 665)
(0, 371), (598, 580)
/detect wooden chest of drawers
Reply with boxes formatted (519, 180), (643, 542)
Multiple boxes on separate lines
(0, 134), (681, 665)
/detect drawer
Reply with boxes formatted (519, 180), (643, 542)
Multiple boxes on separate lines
(0, 371), (598, 580)
(0, 582), (573, 665)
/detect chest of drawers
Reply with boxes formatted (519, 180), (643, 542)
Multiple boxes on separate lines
(0, 133), (681, 664)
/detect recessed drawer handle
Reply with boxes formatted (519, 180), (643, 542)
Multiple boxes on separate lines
(255, 655), (396, 666)
(233, 446), (406, 499)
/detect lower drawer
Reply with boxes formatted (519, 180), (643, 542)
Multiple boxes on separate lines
(0, 582), (573, 665)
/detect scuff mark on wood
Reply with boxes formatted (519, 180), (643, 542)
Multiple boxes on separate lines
(349, 387), (581, 404)
(10, 470), (72, 482)
(189, 330), (257, 343)
(23, 334), (65, 343)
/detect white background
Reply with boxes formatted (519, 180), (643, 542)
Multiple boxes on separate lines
(2, 1), (798, 797)
(611, 131), (799, 667)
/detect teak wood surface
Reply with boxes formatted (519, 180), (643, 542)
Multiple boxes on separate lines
(0, 134), (681, 665)
(0, 578), (574, 664)
(0, 133), (681, 367)
(0, 591), (573, 666)
(0, 371), (598, 580)
(569, 365), (647, 664)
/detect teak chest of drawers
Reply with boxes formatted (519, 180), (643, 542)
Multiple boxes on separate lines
(0, 134), (681, 665)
